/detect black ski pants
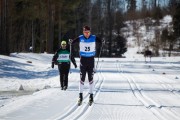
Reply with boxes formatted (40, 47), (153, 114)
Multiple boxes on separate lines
(80, 57), (94, 82)
(58, 63), (70, 88)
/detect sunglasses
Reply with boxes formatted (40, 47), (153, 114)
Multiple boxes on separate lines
(83, 31), (90, 34)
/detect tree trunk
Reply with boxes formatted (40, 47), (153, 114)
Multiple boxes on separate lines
(107, 0), (112, 57)
(168, 43), (173, 57)
(40, 20), (46, 53)
(0, 0), (9, 55)
(46, 0), (54, 53)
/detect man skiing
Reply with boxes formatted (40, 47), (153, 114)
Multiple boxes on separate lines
(70, 25), (103, 105)
(52, 41), (77, 90)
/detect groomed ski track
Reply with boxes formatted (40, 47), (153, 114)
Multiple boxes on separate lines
(55, 60), (180, 120)
(62, 61), (180, 120)
(0, 59), (180, 120)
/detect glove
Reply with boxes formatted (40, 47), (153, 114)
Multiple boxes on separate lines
(102, 39), (105, 44)
(54, 61), (58, 65)
(51, 62), (54, 68)
(69, 39), (73, 45)
(74, 63), (77, 68)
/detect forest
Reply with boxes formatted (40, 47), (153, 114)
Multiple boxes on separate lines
(0, 0), (180, 57)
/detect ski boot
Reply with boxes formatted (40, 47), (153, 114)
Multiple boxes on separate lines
(88, 94), (93, 106)
(61, 87), (63, 90)
(78, 93), (83, 106)
(63, 86), (67, 91)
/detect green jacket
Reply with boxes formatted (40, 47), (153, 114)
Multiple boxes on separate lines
(52, 46), (76, 66)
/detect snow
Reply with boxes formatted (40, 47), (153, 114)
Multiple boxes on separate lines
(0, 47), (180, 120)
(162, 15), (172, 24)
(0, 15), (180, 120)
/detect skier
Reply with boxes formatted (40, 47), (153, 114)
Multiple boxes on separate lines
(52, 41), (77, 90)
(69, 25), (104, 105)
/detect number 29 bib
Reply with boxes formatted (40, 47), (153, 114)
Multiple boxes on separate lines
(79, 35), (96, 57)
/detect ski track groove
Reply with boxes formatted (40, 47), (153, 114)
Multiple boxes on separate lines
(55, 62), (105, 120)
(153, 74), (180, 99)
(117, 64), (180, 120)
(117, 62), (180, 120)
(52, 61), (180, 120)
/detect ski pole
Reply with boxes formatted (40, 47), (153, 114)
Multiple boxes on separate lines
(69, 39), (72, 74)
(94, 41), (104, 73)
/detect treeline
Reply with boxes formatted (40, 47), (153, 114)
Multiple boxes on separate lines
(0, 0), (180, 57)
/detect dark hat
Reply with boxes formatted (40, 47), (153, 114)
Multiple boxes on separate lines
(83, 25), (91, 31)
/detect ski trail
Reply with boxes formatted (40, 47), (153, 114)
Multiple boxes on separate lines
(153, 74), (180, 99)
(141, 63), (180, 119)
(129, 73), (180, 120)
(129, 74), (180, 120)
(117, 62), (167, 120)
(117, 62), (154, 108)
(78, 61), (106, 119)
(80, 61), (160, 120)
(55, 61), (105, 120)
(117, 62), (180, 120)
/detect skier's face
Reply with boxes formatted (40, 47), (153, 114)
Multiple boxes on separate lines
(61, 44), (66, 49)
(83, 30), (90, 38)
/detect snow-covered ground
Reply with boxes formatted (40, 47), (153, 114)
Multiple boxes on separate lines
(0, 47), (180, 120)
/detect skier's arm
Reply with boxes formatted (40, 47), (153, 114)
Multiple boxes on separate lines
(52, 52), (58, 62)
(70, 54), (77, 68)
(67, 45), (77, 68)
(96, 36), (104, 46)
(69, 37), (79, 68)
(52, 50), (59, 67)
(70, 37), (80, 45)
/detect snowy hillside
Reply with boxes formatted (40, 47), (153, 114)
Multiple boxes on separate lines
(125, 15), (175, 55)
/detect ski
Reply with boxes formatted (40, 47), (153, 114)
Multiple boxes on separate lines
(77, 100), (93, 106)
(78, 101), (93, 106)
(88, 101), (93, 106)
(77, 100), (82, 106)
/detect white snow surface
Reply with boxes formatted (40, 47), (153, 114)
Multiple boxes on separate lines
(0, 47), (180, 120)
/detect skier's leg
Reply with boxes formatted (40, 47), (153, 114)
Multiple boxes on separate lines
(66, 64), (70, 87)
(64, 65), (70, 90)
(58, 64), (63, 90)
(78, 93), (83, 106)
(78, 65), (85, 105)
(88, 64), (94, 94)
(88, 66), (94, 104)
(88, 71), (94, 94)
(65, 71), (69, 88)
(79, 65), (86, 93)
(89, 93), (93, 105)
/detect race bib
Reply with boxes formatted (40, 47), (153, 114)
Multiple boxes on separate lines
(79, 35), (96, 57)
(80, 42), (95, 57)
(80, 42), (95, 52)
(57, 54), (70, 62)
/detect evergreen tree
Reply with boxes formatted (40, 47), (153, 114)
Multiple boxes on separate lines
(114, 35), (127, 57)
(173, 1), (180, 49)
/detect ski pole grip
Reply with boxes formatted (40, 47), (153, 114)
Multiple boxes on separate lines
(69, 39), (72, 44)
